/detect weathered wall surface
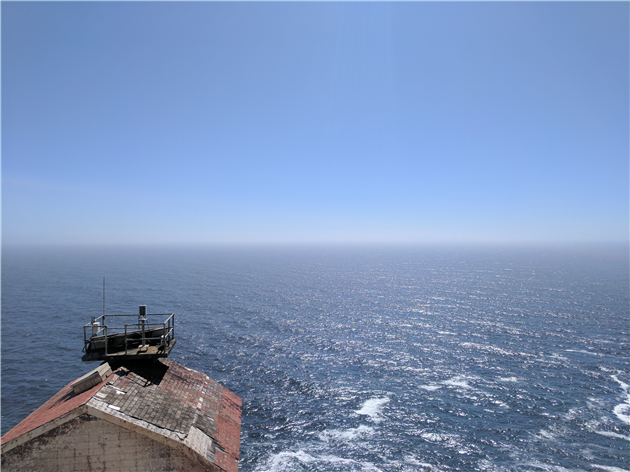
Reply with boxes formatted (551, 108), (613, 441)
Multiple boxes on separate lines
(1, 414), (218, 472)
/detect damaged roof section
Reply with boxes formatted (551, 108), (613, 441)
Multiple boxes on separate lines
(1, 359), (242, 472)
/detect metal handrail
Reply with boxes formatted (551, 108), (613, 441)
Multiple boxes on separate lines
(124, 326), (174, 355)
(83, 313), (175, 355)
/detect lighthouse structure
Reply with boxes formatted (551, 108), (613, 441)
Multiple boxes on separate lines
(1, 306), (242, 472)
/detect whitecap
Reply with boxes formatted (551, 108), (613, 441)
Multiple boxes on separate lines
(403, 455), (439, 470)
(420, 432), (465, 451)
(565, 349), (600, 356)
(595, 430), (630, 442)
(421, 432), (459, 443)
(355, 397), (389, 422)
(537, 429), (557, 441)
(592, 466), (630, 472)
(612, 375), (629, 391)
(613, 402), (630, 425)
(442, 376), (472, 389)
(319, 425), (375, 442)
(420, 384), (441, 391)
(421, 432), (444, 442)
(256, 450), (317, 472)
(318, 454), (357, 465)
(497, 377), (519, 382)
(611, 375), (630, 425)
(403, 455), (424, 466)
(360, 463), (383, 472)
(256, 450), (363, 472)
(519, 460), (583, 472)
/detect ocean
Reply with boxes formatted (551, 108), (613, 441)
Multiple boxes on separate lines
(1, 245), (628, 471)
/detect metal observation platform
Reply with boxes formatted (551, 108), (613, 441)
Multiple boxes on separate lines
(82, 305), (176, 362)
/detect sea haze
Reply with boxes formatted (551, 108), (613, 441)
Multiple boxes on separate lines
(1, 245), (628, 471)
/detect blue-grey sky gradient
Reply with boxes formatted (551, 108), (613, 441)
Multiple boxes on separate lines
(2, 2), (628, 245)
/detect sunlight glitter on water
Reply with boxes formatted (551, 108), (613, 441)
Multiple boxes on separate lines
(2, 246), (628, 471)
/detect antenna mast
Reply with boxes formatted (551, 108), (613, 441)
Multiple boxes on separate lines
(103, 277), (105, 318)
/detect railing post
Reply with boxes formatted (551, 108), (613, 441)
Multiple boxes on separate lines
(162, 321), (166, 349)
(125, 325), (128, 355)
(104, 326), (108, 356)
(139, 306), (147, 347)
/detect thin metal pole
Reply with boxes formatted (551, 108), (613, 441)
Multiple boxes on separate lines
(103, 277), (105, 318)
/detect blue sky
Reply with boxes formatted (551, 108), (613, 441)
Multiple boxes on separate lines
(2, 2), (628, 245)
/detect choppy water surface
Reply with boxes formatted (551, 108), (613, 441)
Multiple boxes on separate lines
(2, 245), (628, 471)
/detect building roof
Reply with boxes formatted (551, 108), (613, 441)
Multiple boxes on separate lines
(1, 359), (241, 472)
(1, 369), (105, 446)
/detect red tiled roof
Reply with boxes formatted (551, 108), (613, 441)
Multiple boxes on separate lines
(2, 360), (242, 472)
(90, 359), (242, 466)
(216, 388), (243, 472)
(1, 371), (106, 445)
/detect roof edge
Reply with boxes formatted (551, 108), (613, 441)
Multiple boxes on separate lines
(1, 405), (87, 455)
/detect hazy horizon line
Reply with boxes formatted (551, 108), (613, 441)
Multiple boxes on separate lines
(3, 240), (628, 250)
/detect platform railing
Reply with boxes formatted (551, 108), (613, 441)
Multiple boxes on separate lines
(83, 313), (175, 356)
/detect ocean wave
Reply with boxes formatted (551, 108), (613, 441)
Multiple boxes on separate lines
(611, 375), (630, 425)
(442, 376), (474, 389)
(613, 403), (630, 426)
(355, 397), (390, 423)
(518, 460), (589, 472)
(592, 466), (630, 472)
(255, 450), (381, 472)
(612, 375), (629, 392)
(319, 425), (375, 442)
(403, 455), (441, 471)
(460, 342), (513, 357)
(420, 432), (462, 449)
(565, 349), (601, 356)
(595, 431), (630, 442)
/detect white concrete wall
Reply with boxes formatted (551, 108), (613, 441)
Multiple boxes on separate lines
(1, 414), (218, 472)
